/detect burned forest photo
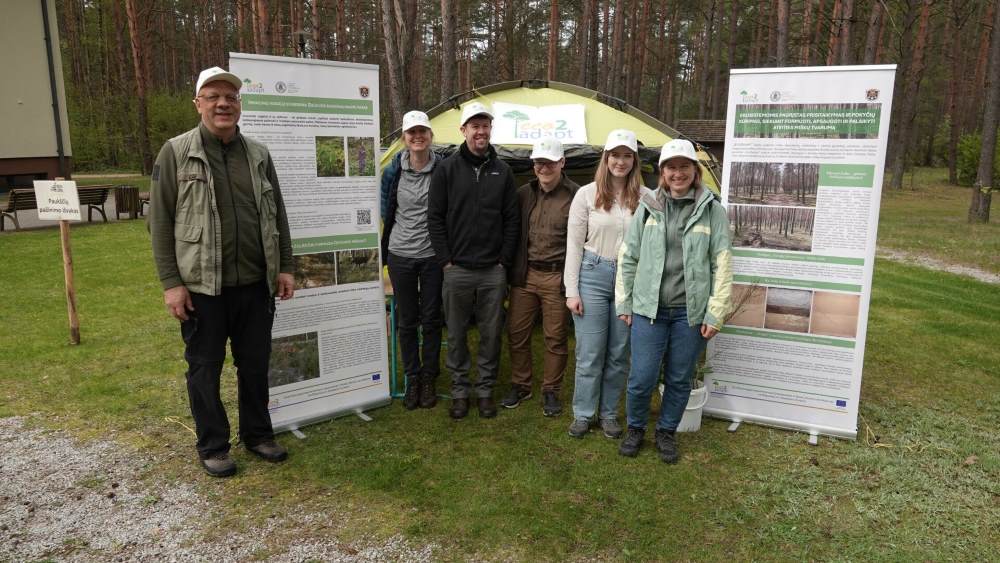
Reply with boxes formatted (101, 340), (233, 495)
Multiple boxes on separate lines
(728, 162), (819, 207)
(729, 205), (815, 252)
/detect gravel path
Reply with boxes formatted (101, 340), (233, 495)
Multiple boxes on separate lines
(878, 248), (999, 284)
(0, 417), (435, 562)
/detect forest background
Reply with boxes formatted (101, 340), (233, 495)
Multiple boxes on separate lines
(60, 0), (998, 219)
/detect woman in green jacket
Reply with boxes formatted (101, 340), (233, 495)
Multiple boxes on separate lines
(614, 139), (733, 463)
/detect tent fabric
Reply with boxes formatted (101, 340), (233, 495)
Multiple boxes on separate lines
(379, 80), (720, 191)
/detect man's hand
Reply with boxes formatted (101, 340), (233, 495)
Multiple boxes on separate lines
(701, 324), (719, 339)
(566, 296), (584, 316)
(164, 286), (194, 321)
(618, 314), (632, 327)
(276, 273), (295, 300)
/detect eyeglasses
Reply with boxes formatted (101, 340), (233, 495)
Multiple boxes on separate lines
(533, 160), (560, 169)
(198, 94), (241, 104)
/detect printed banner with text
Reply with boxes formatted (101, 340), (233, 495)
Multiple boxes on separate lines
(707, 65), (897, 439)
(490, 102), (587, 144)
(229, 53), (389, 432)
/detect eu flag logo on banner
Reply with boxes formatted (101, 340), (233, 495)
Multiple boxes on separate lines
(372, 374), (380, 381)
(836, 400), (847, 407)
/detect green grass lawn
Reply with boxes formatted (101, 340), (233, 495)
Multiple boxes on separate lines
(879, 167), (999, 274)
(1, 170), (998, 560)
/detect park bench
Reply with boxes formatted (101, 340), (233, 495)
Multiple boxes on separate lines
(1, 184), (112, 231)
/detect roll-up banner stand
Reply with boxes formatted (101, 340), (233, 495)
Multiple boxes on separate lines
(707, 65), (897, 440)
(229, 53), (390, 433)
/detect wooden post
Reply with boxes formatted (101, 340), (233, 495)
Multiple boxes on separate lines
(54, 177), (81, 344)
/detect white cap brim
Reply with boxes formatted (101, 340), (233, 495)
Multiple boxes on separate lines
(196, 67), (242, 96)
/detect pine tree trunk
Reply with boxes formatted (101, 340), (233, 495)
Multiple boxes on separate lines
(336, 0), (346, 58)
(698, 1), (716, 118)
(800, 0), (813, 65)
(630, 0), (652, 105)
(969, 0), (1000, 222)
(598, 0), (611, 90)
(380, 0), (404, 126)
(576, 0), (592, 85)
(863, 0), (882, 65)
(839, 0), (854, 65)
(440, 0), (457, 101)
(547, 0), (559, 80)
(711, 2), (723, 117)
(827, 0), (842, 65)
(889, 0), (933, 191)
(124, 0), (153, 174)
(610, 0), (626, 98)
(776, 0), (789, 66)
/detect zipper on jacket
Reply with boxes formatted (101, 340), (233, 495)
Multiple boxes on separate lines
(222, 142), (241, 286)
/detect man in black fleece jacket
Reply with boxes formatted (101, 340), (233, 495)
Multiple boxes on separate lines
(427, 101), (520, 420)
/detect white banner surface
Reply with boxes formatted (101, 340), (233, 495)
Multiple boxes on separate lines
(229, 53), (389, 432)
(707, 65), (897, 439)
(490, 102), (587, 144)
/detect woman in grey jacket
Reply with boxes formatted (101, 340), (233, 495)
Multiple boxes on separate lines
(382, 111), (443, 410)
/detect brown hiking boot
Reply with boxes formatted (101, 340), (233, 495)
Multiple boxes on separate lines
(247, 440), (288, 462)
(419, 376), (437, 408)
(200, 452), (236, 477)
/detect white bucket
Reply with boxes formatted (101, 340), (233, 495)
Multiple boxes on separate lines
(677, 383), (709, 433)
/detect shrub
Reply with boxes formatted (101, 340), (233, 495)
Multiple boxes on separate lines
(956, 132), (1000, 187)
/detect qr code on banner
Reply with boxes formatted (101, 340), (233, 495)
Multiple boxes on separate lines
(356, 209), (372, 225)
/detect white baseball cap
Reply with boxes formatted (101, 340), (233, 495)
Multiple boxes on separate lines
(195, 66), (242, 96)
(604, 129), (638, 152)
(460, 102), (494, 125)
(658, 139), (699, 166)
(402, 110), (432, 132)
(530, 138), (564, 161)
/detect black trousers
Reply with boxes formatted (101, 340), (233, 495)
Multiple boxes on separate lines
(181, 282), (275, 459)
(386, 252), (443, 380)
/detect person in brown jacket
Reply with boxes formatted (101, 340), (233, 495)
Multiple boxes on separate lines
(502, 138), (579, 416)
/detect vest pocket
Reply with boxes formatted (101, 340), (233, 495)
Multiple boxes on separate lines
(174, 223), (203, 283)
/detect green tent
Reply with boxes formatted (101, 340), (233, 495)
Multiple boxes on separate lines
(380, 80), (720, 191)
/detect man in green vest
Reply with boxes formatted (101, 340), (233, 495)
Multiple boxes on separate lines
(150, 66), (295, 478)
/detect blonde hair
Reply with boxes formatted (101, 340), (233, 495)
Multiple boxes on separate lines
(594, 149), (642, 212)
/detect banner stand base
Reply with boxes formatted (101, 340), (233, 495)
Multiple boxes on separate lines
(354, 409), (374, 422)
(727, 421), (742, 433)
(808, 431), (819, 446)
(289, 427), (307, 440)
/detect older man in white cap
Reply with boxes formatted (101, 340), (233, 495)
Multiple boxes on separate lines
(149, 66), (295, 477)
(501, 138), (579, 416)
(427, 101), (520, 420)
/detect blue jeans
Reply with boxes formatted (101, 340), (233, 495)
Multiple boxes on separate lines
(571, 251), (630, 420)
(625, 307), (706, 431)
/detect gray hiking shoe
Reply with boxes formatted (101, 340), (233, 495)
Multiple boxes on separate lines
(200, 452), (236, 477)
(655, 429), (679, 464)
(501, 386), (532, 409)
(568, 418), (591, 438)
(247, 440), (288, 462)
(600, 417), (624, 439)
(618, 427), (645, 457)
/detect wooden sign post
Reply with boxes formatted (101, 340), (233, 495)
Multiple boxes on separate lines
(34, 178), (81, 344)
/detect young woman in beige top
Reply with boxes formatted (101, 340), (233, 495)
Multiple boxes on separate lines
(564, 129), (651, 439)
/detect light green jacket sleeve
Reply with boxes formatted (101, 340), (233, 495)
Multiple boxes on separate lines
(703, 202), (733, 329)
(615, 206), (645, 317)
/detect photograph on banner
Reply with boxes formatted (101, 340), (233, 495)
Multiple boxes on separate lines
(230, 53), (390, 431)
(708, 65), (896, 439)
(727, 161), (819, 207)
(490, 101), (588, 144)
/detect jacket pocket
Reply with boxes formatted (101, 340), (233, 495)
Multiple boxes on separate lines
(174, 223), (203, 283)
